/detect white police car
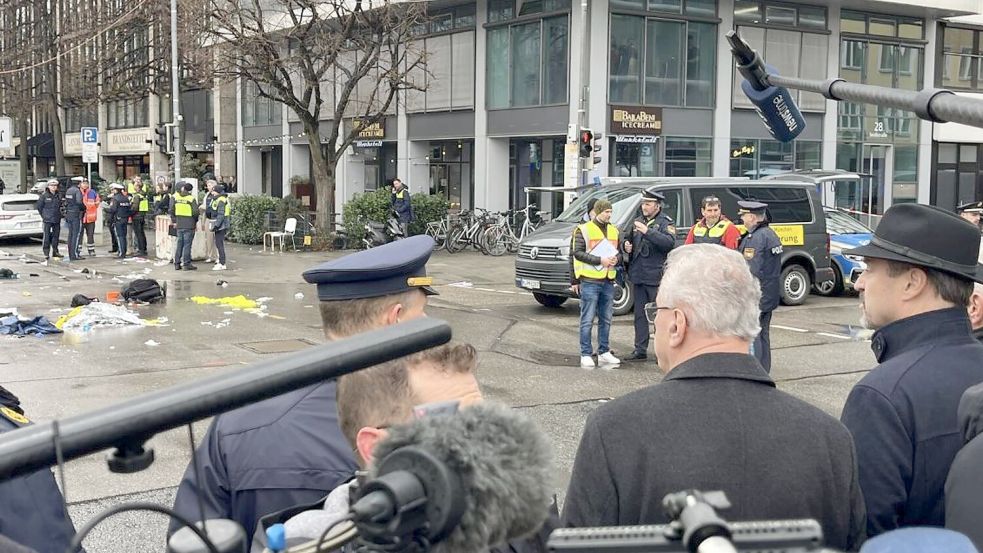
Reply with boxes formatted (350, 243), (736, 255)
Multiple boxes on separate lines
(815, 207), (871, 296)
(0, 194), (43, 239)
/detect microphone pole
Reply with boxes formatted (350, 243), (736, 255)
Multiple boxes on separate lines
(727, 30), (983, 129)
(0, 318), (451, 481)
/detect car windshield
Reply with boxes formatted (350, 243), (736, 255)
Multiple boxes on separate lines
(556, 186), (641, 223)
(825, 209), (871, 235)
(0, 200), (35, 212)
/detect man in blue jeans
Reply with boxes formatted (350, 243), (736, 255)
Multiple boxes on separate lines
(570, 199), (621, 369)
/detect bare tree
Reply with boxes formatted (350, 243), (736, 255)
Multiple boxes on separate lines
(186, 0), (428, 226)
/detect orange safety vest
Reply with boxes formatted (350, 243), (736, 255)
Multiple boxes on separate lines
(82, 190), (101, 224)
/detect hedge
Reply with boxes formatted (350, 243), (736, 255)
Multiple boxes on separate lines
(229, 195), (280, 244)
(342, 188), (449, 245)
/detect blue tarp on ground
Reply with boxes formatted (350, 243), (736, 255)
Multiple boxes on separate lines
(0, 315), (62, 336)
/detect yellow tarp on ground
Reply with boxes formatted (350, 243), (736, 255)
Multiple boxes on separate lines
(54, 307), (83, 329)
(190, 295), (260, 310)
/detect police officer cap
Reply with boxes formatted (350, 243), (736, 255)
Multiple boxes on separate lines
(640, 187), (665, 202)
(46, 179), (59, 186)
(302, 235), (439, 301)
(737, 200), (768, 214)
(956, 200), (983, 213)
(110, 183), (125, 190)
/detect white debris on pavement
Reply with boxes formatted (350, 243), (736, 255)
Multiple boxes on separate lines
(294, 292), (304, 299)
(144, 340), (160, 346)
(60, 303), (146, 332)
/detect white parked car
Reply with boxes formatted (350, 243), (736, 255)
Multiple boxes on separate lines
(0, 194), (43, 239)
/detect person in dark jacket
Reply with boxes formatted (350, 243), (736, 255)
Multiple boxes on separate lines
(391, 178), (412, 238)
(129, 179), (150, 257)
(738, 200), (782, 372)
(170, 236), (437, 542)
(153, 182), (172, 216)
(107, 183), (132, 259)
(0, 385), (79, 553)
(209, 185), (230, 271)
(169, 182), (199, 270)
(35, 180), (62, 261)
(839, 203), (983, 538)
(945, 381), (983, 551)
(621, 187), (675, 362)
(64, 177), (85, 261)
(563, 244), (866, 552)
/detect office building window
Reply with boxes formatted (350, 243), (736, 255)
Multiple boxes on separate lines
(64, 105), (98, 133)
(735, 1), (826, 29)
(941, 26), (983, 91)
(405, 32), (476, 112)
(107, 97), (148, 130)
(412, 4), (476, 35)
(662, 137), (712, 176)
(242, 81), (281, 127)
(487, 14), (569, 109)
(610, 14), (716, 107)
(611, 0), (714, 16)
(729, 138), (821, 177)
(841, 11), (923, 39)
(488, 0), (570, 23)
(732, 26), (828, 111)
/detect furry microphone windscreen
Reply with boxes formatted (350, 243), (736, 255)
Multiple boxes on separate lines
(369, 401), (554, 553)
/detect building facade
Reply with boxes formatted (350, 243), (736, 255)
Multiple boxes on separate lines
(8, 0), (983, 219)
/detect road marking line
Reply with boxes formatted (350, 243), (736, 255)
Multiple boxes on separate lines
(474, 287), (497, 292)
(773, 325), (809, 333)
(818, 332), (853, 340)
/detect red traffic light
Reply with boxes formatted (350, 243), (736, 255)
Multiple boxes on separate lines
(580, 130), (592, 144)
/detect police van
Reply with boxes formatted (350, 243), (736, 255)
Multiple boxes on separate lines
(514, 177), (835, 315)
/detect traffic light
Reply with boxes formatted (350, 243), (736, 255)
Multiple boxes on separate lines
(579, 129), (593, 158)
(154, 124), (169, 154)
(591, 131), (603, 167)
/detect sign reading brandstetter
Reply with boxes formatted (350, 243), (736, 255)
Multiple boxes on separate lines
(610, 105), (663, 135)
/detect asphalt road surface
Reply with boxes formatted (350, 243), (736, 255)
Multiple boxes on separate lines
(0, 239), (874, 552)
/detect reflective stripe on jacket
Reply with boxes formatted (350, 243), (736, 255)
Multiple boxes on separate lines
(573, 221), (619, 280)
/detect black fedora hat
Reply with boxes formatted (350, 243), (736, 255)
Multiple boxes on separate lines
(844, 203), (983, 283)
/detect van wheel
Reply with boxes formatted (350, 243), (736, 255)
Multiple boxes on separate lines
(613, 282), (633, 316)
(813, 264), (844, 297)
(781, 264), (811, 306)
(533, 293), (567, 308)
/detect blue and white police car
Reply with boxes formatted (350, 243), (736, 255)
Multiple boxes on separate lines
(815, 207), (872, 296)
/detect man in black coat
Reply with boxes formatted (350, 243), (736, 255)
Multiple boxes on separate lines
(945, 381), (983, 551)
(391, 178), (412, 238)
(563, 244), (866, 552)
(63, 177), (85, 260)
(621, 187), (675, 362)
(35, 180), (62, 261)
(840, 203), (983, 537)
(738, 200), (782, 372)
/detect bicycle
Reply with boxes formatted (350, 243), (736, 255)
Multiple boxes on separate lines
(445, 209), (496, 254)
(425, 215), (451, 250)
(484, 204), (543, 256)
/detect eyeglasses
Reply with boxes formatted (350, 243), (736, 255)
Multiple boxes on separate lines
(701, 196), (720, 206)
(644, 302), (675, 323)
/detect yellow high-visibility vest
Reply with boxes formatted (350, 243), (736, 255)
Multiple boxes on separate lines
(573, 221), (619, 280)
(173, 192), (194, 217)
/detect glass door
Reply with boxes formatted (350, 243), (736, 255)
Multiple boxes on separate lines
(862, 144), (892, 225)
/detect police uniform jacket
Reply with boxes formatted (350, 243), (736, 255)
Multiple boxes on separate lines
(945, 381), (983, 551)
(35, 191), (63, 224)
(107, 192), (132, 225)
(841, 308), (983, 537)
(391, 187), (413, 224)
(170, 381), (358, 542)
(625, 211), (675, 286)
(563, 353), (866, 552)
(739, 223), (782, 313)
(0, 392), (78, 553)
(63, 185), (84, 220)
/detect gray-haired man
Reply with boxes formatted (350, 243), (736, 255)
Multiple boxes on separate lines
(563, 244), (865, 552)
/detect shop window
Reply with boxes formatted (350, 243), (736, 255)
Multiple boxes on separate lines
(610, 14), (715, 107)
(728, 138), (820, 177)
(662, 137), (711, 176)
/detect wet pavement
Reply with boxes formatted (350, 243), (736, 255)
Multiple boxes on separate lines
(0, 236), (874, 551)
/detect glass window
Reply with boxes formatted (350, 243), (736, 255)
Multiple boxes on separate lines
(610, 15), (644, 104)
(455, 5), (476, 28)
(733, 27), (826, 112)
(451, 32), (475, 109)
(487, 28), (509, 109)
(489, 0), (513, 22)
(798, 6), (826, 29)
(611, 0), (645, 8)
(685, 0), (715, 17)
(869, 18), (896, 37)
(796, 141), (822, 170)
(799, 33), (829, 110)
(518, 0), (544, 16)
(432, 13), (453, 33)
(510, 22), (541, 107)
(426, 35), (451, 110)
(663, 137), (712, 176)
(686, 23), (715, 107)
(613, 142), (659, 176)
(942, 27), (983, 90)
(841, 11), (866, 34)
(687, 186), (811, 223)
(648, 0), (681, 13)
(545, 0), (570, 10)
(645, 20), (683, 105)
(543, 16), (569, 104)
(765, 5), (796, 26)
(894, 145), (917, 182)
(734, 0), (762, 24)
(898, 20), (922, 39)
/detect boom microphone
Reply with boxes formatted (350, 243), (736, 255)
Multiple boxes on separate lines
(727, 30), (805, 143)
(352, 402), (554, 553)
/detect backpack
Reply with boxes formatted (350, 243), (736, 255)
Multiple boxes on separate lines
(121, 278), (165, 303)
(70, 294), (96, 307)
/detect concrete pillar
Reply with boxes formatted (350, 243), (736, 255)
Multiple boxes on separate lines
(587, 0), (609, 178)
(214, 79), (238, 184)
(473, 0), (491, 209)
(235, 77), (245, 193)
(822, 4), (841, 171)
(281, 103), (291, 198)
(917, 21), (937, 205)
(712, 0), (736, 177)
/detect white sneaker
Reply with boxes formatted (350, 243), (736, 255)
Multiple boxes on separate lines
(212, 263), (226, 271)
(205, 258), (215, 263)
(598, 351), (621, 365)
(580, 355), (596, 369)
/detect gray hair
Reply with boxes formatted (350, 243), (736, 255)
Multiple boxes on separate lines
(660, 244), (762, 341)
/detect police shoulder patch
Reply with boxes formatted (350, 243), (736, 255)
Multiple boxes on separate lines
(771, 246), (783, 255)
(0, 406), (29, 425)
(743, 248), (755, 260)
(666, 225), (677, 235)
